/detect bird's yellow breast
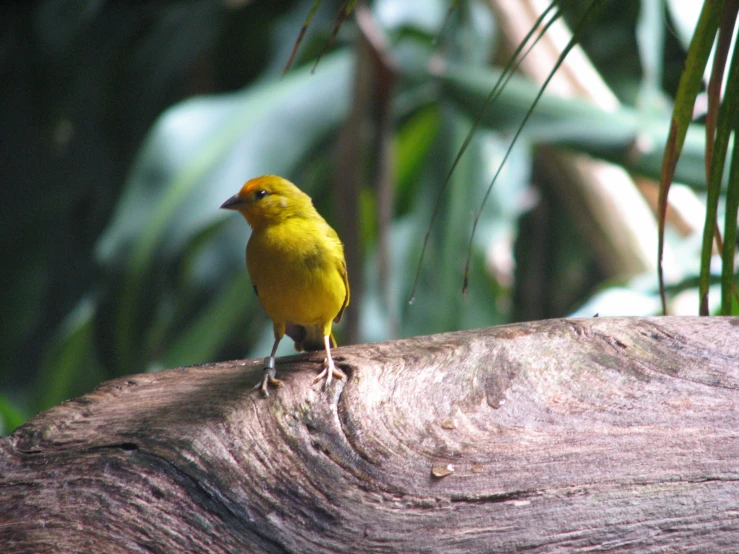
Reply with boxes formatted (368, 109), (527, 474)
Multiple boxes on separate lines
(246, 217), (347, 330)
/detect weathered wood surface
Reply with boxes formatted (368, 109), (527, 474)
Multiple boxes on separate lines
(2, 317), (738, 553)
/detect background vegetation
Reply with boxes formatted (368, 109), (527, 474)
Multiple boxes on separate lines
(1, 0), (735, 433)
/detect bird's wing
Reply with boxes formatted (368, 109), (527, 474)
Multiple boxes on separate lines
(318, 219), (350, 325)
(334, 258), (350, 324)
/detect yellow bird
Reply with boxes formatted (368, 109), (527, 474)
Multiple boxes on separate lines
(220, 175), (350, 396)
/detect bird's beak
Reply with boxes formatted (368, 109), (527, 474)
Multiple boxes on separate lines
(220, 194), (245, 210)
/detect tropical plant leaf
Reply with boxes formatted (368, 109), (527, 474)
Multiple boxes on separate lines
(409, 0), (564, 302)
(701, 3), (739, 314)
(0, 394), (27, 435)
(284, 0), (325, 73)
(657, 0), (724, 313)
(436, 63), (711, 188)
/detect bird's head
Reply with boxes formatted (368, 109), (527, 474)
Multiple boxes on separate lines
(220, 175), (314, 229)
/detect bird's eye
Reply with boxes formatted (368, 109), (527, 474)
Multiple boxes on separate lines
(254, 190), (268, 200)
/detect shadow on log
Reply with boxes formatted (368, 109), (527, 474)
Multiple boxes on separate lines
(2, 317), (739, 553)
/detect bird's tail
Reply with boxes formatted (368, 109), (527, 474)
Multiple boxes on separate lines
(285, 323), (336, 352)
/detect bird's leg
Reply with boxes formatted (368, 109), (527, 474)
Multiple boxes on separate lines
(313, 335), (345, 389)
(255, 337), (284, 396)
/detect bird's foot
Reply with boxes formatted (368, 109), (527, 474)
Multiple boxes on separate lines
(312, 358), (345, 390)
(253, 357), (283, 397)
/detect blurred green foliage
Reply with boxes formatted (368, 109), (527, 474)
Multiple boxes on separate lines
(1, 0), (735, 434)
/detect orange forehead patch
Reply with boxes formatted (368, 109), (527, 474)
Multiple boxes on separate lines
(239, 175), (278, 197)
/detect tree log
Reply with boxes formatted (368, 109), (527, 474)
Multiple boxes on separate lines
(2, 317), (739, 553)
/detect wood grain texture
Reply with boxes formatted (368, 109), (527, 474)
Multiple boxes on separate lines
(2, 317), (738, 553)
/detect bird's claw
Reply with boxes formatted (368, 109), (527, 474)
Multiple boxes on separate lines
(312, 359), (345, 390)
(253, 363), (283, 397)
